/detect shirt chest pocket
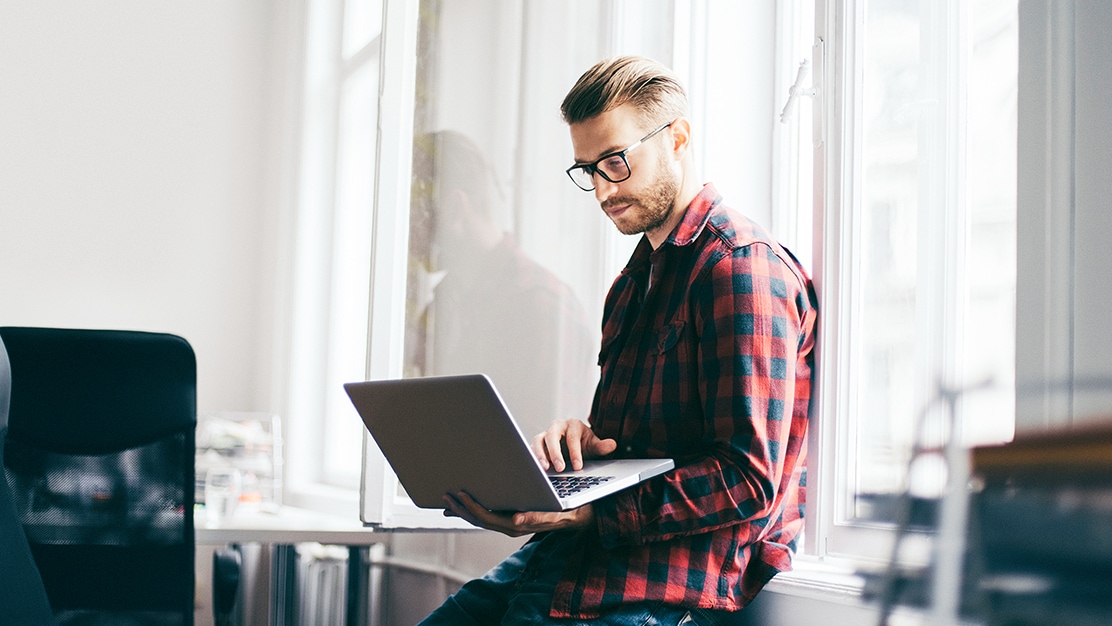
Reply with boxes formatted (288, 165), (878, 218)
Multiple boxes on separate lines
(653, 319), (693, 387)
(656, 319), (687, 355)
(598, 318), (689, 368)
(650, 318), (699, 441)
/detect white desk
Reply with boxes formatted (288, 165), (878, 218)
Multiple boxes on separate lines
(195, 506), (380, 626)
(195, 505), (378, 546)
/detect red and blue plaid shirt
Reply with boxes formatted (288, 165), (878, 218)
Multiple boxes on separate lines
(548, 183), (818, 618)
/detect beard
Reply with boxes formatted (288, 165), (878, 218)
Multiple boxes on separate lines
(602, 153), (681, 237)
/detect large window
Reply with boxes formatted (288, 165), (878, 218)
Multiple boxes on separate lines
(813, 0), (1018, 561)
(284, 0), (1020, 572)
(362, 0), (683, 528)
(284, 0), (383, 509)
(358, 0), (799, 528)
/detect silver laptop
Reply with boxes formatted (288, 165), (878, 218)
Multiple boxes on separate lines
(344, 374), (674, 512)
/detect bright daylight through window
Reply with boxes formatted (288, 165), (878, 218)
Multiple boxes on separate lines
(815, 0), (1018, 559)
(286, 0), (1019, 563)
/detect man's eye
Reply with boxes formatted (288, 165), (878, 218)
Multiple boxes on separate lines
(599, 156), (627, 175)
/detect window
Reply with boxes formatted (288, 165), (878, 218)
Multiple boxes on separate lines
(285, 0), (1020, 569)
(359, 0), (796, 528)
(811, 0), (1018, 561)
(362, 0), (681, 528)
(284, 0), (383, 508)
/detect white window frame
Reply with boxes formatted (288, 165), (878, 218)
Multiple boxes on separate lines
(808, 0), (1018, 567)
(811, 0), (938, 564)
(359, 0), (468, 529)
(283, 0), (385, 514)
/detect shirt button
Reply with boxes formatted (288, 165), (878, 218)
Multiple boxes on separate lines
(624, 445), (633, 454)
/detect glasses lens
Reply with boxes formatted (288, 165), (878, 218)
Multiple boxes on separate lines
(596, 155), (631, 184)
(568, 166), (595, 190)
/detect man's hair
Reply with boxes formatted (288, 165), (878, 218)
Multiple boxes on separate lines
(560, 55), (688, 127)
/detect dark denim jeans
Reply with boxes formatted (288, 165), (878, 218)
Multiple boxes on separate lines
(417, 533), (729, 626)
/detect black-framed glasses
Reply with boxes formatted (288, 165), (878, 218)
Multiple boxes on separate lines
(565, 120), (673, 191)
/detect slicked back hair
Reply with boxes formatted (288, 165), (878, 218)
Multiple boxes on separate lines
(560, 55), (688, 129)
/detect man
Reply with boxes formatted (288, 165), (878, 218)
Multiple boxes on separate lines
(421, 55), (818, 625)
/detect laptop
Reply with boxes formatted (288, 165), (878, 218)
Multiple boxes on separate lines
(344, 374), (674, 512)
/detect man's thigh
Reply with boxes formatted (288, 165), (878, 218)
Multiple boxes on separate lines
(417, 532), (735, 626)
(417, 540), (538, 626)
(503, 594), (728, 626)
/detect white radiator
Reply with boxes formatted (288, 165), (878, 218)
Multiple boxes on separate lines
(298, 543), (349, 626)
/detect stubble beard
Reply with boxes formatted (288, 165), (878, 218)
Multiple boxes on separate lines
(604, 158), (681, 237)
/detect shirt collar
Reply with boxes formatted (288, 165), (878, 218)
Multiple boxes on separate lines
(664, 183), (721, 248)
(624, 183), (721, 271)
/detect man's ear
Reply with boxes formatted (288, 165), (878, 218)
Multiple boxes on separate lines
(669, 117), (693, 158)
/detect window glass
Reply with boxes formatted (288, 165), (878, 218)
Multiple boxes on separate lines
(848, 0), (1017, 513)
(286, 0), (382, 498)
(360, 0), (795, 526)
(395, 0), (673, 440)
(322, 58), (379, 484)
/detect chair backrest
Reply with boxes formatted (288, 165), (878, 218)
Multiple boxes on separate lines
(0, 327), (197, 625)
(0, 334), (56, 625)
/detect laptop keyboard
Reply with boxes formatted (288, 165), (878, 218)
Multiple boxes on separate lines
(550, 475), (615, 497)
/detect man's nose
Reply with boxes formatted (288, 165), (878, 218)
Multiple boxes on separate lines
(593, 174), (618, 203)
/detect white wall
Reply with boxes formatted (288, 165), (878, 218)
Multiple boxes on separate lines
(1015, 0), (1112, 429)
(1069, 1), (1112, 419)
(0, 0), (296, 415)
(0, 5), (304, 624)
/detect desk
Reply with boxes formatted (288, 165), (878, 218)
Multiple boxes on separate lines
(196, 505), (378, 546)
(196, 506), (380, 626)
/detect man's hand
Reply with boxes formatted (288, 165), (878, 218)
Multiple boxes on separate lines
(440, 420), (615, 536)
(442, 491), (595, 537)
(531, 419), (618, 472)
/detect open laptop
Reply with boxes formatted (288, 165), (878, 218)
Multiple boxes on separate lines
(344, 374), (674, 512)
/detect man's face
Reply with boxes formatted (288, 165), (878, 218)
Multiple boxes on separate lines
(569, 104), (680, 240)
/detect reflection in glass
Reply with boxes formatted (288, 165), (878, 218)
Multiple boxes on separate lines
(398, 0), (616, 440)
(406, 130), (596, 439)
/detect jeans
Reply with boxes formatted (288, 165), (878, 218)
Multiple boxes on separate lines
(417, 533), (729, 626)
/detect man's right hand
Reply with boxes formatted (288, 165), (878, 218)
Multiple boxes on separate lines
(531, 419), (617, 472)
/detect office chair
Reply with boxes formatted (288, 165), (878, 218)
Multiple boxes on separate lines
(0, 334), (56, 625)
(0, 327), (197, 625)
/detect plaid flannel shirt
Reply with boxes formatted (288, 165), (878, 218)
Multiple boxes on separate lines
(549, 183), (818, 618)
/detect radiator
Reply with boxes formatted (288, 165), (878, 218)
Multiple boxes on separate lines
(298, 544), (350, 626)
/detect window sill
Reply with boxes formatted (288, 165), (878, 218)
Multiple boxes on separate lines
(283, 481), (362, 521)
(764, 556), (866, 604)
(763, 558), (987, 626)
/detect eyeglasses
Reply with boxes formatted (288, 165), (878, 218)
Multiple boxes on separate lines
(565, 120), (673, 192)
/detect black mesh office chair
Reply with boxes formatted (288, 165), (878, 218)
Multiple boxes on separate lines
(0, 333), (56, 625)
(0, 327), (197, 625)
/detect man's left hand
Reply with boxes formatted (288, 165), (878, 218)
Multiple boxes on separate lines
(443, 491), (594, 537)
